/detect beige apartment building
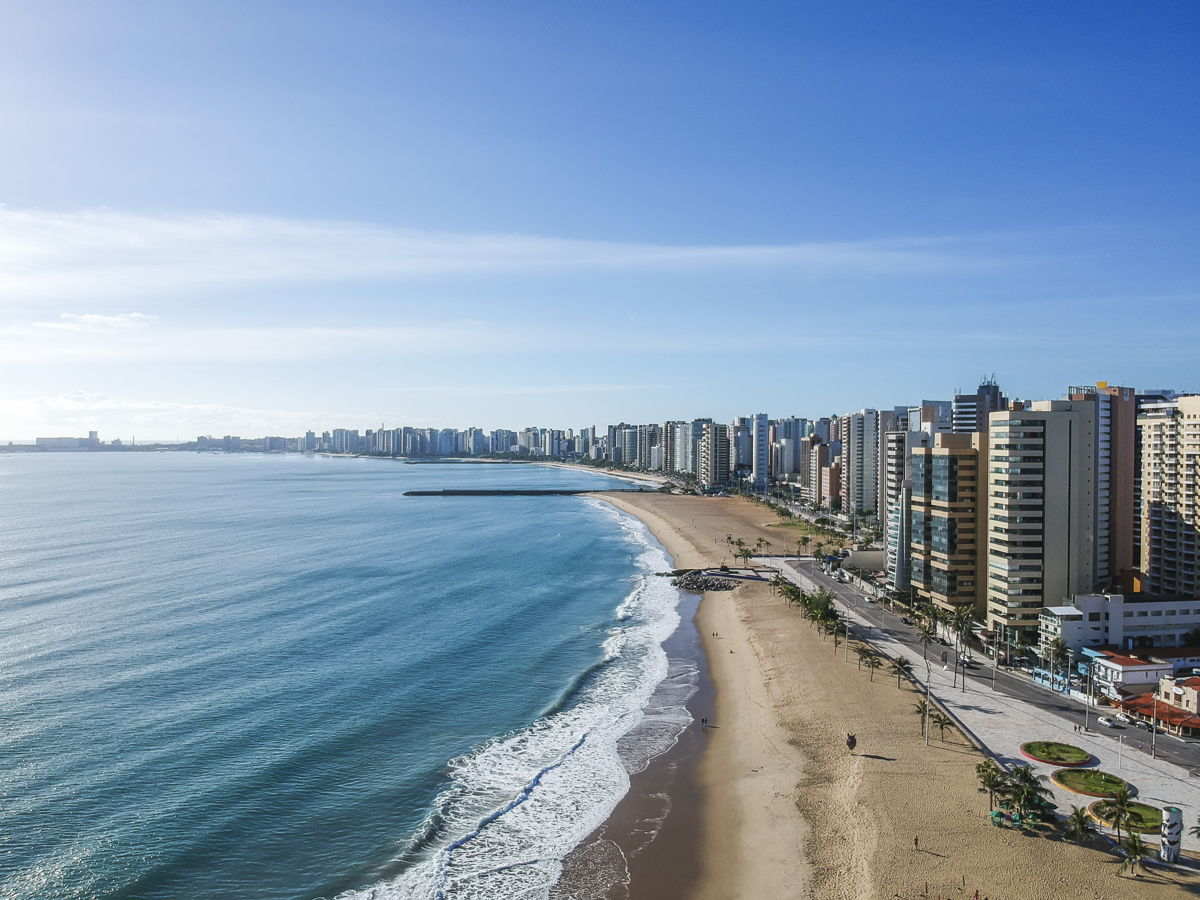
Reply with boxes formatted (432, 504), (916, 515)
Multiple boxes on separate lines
(1139, 395), (1200, 595)
(985, 401), (1096, 642)
(909, 432), (988, 617)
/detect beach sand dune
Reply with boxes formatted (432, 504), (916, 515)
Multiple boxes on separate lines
(597, 492), (1200, 900)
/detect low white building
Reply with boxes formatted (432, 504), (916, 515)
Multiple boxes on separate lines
(1039, 593), (1200, 654)
(1087, 650), (1174, 700)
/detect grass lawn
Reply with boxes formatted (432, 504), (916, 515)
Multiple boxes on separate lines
(1020, 740), (1091, 765)
(1089, 800), (1163, 834)
(1053, 768), (1129, 797)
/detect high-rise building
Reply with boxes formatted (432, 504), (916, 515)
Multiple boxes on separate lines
(750, 413), (769, 491)
(882, 429), (932, 594)
(577, 426), (595, 456)
(774, 417), (809, 441)
(953, 378), (1007, 433)
(840, 409), (880, 515)
(697, 423), (730, 489)
(985, 401), (1096, 642)
(909, 432), (988, 617)
(1138, 395), (1200, 595)
(618, 427), (639, 467)
(637, 424), (661, 470)
(729, 418), (752, 477)
(802, 436), (829, 507)
(1068, 382), (1138, 590)
(1134, 390), (1179, 577)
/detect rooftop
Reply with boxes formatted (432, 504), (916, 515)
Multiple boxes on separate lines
(1121, 693), (1200, 730)
(1096, 651), (1170, 669)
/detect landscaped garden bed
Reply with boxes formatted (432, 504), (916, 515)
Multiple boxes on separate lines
(1019, 740), (1091, 767)
(1088, 800), (1163, 834)
(1051, 768), (1130, 798)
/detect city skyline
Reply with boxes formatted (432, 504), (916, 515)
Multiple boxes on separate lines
(2, 3), (1197, 439)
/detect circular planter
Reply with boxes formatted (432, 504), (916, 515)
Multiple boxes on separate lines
(1051, 768), (1131, 798)
(1088, 800), (1163, 835)
(1020, 740), (1092, 767)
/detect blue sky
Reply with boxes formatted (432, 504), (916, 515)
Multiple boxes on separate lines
(1, 1), (1197, 439)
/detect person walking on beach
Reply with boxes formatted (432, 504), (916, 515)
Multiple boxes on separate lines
(913, 835), (919, 852)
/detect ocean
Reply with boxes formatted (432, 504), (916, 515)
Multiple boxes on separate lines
(0, 453), (694, 900)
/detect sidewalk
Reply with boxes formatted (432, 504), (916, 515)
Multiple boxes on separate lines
(779, 559), (1200, 850)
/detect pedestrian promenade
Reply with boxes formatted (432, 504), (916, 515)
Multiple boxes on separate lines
(779, 559), (1200, 851)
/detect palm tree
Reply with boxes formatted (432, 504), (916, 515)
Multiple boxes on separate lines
(918, 623), (936, 662)
(890, 657), (914, 689)
(976, 760), (1006, 810)
(1097, 786), (1135, 844)
(754, 537), (772, 557)
(1120, 831), (1147, 876)
(1004, 764), (1053, 817)
(797, 535), (811, 556)
(913, 698), (931, 735)
(854, 645), (874, 671)
(930, 710), (953, 741)
(1065, 805), (1096, 843)
(863, 653), (882, 682)
(952, 606), (975, 655)
(829, 621), (847, 654)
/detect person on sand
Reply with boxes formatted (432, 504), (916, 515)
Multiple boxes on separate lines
(913, 835), (919, 852)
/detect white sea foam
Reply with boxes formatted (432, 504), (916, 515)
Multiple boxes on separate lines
(333, 501), (694, 900)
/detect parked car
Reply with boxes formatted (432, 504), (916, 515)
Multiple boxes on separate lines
(900, 616), (914, 625)
(1114, 712), (1134, 724)
(1134, 719), (1152, 730)
(1097, 716), (1122, 728)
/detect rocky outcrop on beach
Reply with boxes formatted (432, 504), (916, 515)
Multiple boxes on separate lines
(670, 571), (738, 592)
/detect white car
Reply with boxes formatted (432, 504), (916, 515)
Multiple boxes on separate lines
(1097, 715), (1122, 728)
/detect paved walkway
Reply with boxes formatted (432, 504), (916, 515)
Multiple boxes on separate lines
(778, 559), (1200, 851)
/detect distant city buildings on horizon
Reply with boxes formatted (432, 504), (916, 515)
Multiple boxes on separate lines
(10, 374), (1200, 658)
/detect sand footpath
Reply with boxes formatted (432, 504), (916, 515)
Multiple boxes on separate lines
(596, 492), (1200, 900)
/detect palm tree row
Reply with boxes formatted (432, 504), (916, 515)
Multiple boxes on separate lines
(723, 533), (773, 567)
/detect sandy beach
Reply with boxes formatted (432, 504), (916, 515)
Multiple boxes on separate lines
(595, 492), (1200, 900)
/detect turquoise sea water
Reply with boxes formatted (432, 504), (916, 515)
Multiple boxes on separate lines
(0, 454), (691, 900)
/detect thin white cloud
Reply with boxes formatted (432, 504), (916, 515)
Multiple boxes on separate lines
(0, 208), (1001, 303)
(31, 312), (157, 332)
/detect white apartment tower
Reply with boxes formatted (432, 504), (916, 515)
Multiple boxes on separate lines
(840, 409), (880, 516)
(750, 413), (769, 491)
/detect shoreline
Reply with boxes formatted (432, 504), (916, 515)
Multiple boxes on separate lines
(588, 492), (810, 900)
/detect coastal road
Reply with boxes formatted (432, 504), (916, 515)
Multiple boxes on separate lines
(780, 558), (1200, 773)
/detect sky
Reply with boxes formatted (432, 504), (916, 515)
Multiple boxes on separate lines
(1, 0), (1198, 440)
